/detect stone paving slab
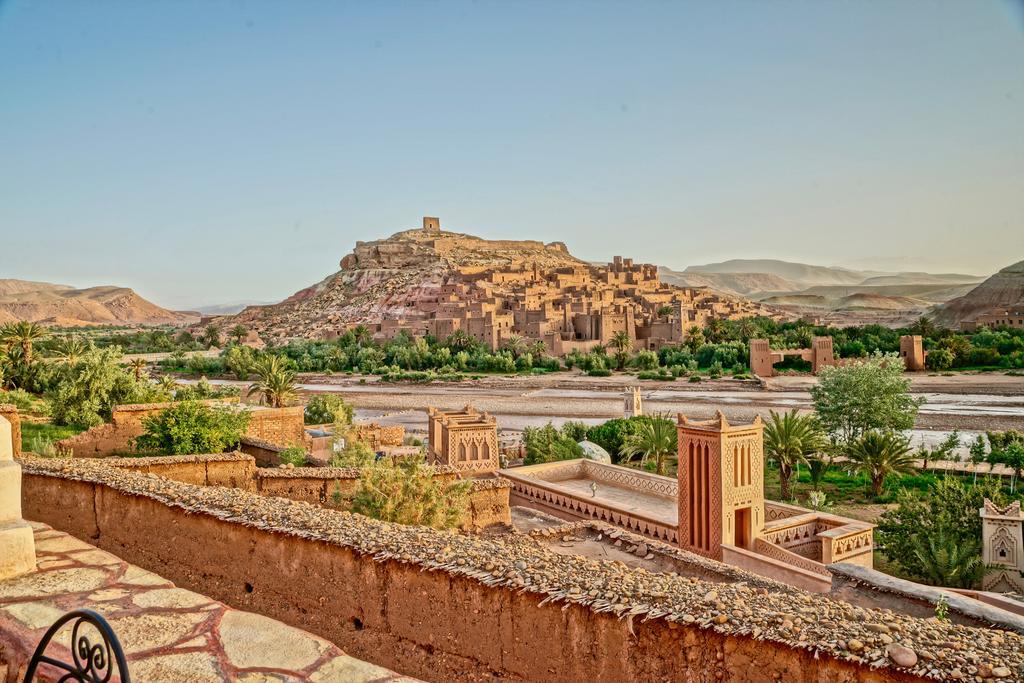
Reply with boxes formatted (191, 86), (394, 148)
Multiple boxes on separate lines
(0, 522), (417, 682)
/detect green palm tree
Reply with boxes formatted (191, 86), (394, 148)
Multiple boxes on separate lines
(527, 340), (547, 359)
(0, 320), (49, 365)
(158, 375), (178, 394)
(621, 415), (677, 476)
(912, 528), (984, 588)
(247, 355), (298, 408)
(846, 430), (915, 498)
(202, 324), (222, 349)
(352, 325), (372, 347)
(53, 335), (88, 364)
(128, 357), (148, 382)
(503, 335), (526, 359)
(609, 331), (632, 370)
(231, 324), (249, 344)
(763, 409), (826, 500)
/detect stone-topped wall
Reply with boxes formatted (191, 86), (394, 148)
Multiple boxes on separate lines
(56, 401), (304, 457)
(104, 451), (257, 491)
(17, 457), (980, 682)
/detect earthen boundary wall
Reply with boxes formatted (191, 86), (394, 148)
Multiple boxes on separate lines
(19, 461), (928, 683)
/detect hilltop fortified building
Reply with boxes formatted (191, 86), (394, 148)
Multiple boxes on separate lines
(228, 217), (779, 350)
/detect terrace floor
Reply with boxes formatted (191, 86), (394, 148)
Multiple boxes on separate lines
(552, 477), (678, 525)
(0, 522), (415, 682)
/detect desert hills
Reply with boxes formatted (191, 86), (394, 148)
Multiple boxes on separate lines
(661, 259), (983, 327)
(935, 259), (1024, 327)
(0, 279), (198, 327)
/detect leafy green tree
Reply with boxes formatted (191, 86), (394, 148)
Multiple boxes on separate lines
(845, 430), (916, 498)
(925, 347), (954, 371)
(247, 355), (298, 408)
(912, 529), (985, 589)
(811, 353), (922, 443)
(990, 441), (1024, 494)
(351, 455), (471, 529)
(968, 435), (987, 484)
(225, 345), (258, 380)
(135, 400), (251, 455)
(47, 346), (165, 427)
(763, 409), (826, 500)
(523, 423), (584, 465)
(877, 477), (1006, 585)
(657, 305), (674, 318)
(609, 331), (632, 370)
(304, 394), (354, 425)
(630, 350), (659, 371)
(621, 414), (677, 475)
(914, 430), (960, 471)
(231, 324), (249, 344)
(559, 421), (590, 442)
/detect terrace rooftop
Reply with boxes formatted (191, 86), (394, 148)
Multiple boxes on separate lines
(0, 522), (412, 682)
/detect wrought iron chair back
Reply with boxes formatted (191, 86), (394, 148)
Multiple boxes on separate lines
(23, 609), (130, 682)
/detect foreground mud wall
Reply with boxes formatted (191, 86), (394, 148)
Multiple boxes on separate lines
(15, 459), (972, 682)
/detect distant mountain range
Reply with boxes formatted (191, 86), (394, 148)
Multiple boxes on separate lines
(660, 259), (984, 327)
(192, 300), (275, 316)
(0, 279), (198, 327)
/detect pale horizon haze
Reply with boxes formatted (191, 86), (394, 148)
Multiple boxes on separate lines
(1, 1), (1022, 310)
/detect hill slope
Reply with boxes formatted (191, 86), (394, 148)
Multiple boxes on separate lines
(659, 268), (799, 296)
(0, 280), (198, 327)
(935, 259), (1024, 326)
(684, 259), (868, 287)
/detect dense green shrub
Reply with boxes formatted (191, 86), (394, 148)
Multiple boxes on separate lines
(304, 394), (355, 425)
(877, 477), (1010, 586)
(522, 423), (584, 464)
(48, 347), (169, 428)
(351, 455), (471, 529)
(135, 400), (251, 455)
(278, 445), (308, 466)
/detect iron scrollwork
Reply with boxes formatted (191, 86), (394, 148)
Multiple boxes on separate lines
(23, 609), (130, 682)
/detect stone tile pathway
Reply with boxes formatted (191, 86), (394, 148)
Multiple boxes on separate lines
(0, 522), (416, 682)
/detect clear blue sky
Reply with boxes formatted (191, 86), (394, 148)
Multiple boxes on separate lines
(1, 1), (1022, 310)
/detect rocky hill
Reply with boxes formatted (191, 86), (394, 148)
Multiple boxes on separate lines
(0, 280), (198, 327)
(224, 223), (770, 340)
(935, 259), (1024, 327)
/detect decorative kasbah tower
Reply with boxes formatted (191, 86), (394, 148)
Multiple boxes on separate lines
(980, 499), (1024, 593)
(623, 387), (643, 418)
(677, 412), (764, 561)
(427, 406), (500, 474)
(0, 414), (35, 579)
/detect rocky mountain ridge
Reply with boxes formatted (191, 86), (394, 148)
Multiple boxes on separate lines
(935, 259), (1024, 326)
(0, 279), (198, 327)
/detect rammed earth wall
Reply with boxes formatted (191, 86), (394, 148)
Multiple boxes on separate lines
(99, 453), (509, 530)
(20, 457), (1018, 682)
